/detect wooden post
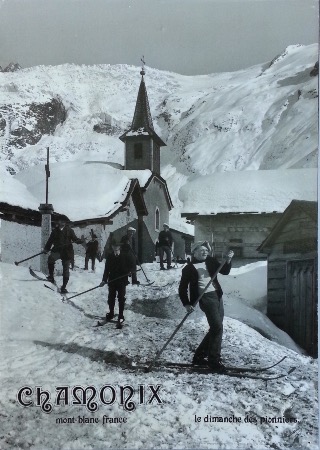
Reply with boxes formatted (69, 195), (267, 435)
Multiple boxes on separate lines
(39, 147), (53, 273)
(38, 203), (54, 273)
(45, 147), (50, 204)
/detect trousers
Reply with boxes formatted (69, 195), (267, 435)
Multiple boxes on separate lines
(48, 252), (70, 279)
(195, 291), (224, 364)
(159, 246), (172, 268)
(108, 282), (126, 319)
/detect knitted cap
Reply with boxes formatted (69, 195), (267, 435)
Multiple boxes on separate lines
(128, 227), (136, 231)
(163, 223), (169, 227)
(191, 241), (211, 254)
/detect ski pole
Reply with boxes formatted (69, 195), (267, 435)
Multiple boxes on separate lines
(145, 258), (230, 372)
(66, 270), (141, 300)
(67, 285), (101, 301)
(14, 252), (46, 266)
(128, 245), (151, 283)
(170, 249), (178, 268)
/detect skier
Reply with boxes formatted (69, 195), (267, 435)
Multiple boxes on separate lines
(158, 223), (173, 270)
(178, 241), (234, 372)
(99, 241), (130, 329)
(84, 233), (99, 271)
(120, 227), (140, 285)
(43, 219), (84, 293)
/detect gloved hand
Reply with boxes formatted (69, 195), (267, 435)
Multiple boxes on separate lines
(226, 250), (234, 263)
(185, 305), (194, 314)
(99, 281), (106, 287)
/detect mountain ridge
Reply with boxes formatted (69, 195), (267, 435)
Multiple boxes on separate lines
(0, 44), (317, 219)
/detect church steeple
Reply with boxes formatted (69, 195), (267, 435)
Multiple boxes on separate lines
(130, 69), (155, 133)
(120, 60), (166, 175)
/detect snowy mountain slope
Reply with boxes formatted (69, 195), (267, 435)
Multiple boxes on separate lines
(0, 44), (317, 214)
(161, 45), (318, 176)
(0, 260), (317, 449)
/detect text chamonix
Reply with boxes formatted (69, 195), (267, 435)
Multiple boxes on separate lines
(17, 384), (163, 413)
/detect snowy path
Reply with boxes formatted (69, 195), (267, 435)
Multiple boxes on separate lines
(0, 259), (318, 449)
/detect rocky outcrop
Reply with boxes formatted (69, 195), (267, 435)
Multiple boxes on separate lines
(310, 61), (318, 77)
(93, 122), (123, 136)
(0, 97), (66, 149)
(2, 63), (22, 72)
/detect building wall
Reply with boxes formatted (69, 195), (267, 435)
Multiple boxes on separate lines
(72, 198), (139, 259)
(170, 230), (193, 260)
(142, 179), (170, 262)
(194, 213), (280, 259)
(1, 220), (41, 270)
(125, 138), (152, 171)
(153, 143), (160, 175)
(265, 209), (317, 347)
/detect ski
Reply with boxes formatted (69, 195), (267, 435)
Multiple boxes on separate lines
(145, 281), (175, 289)
(159, 356), (287, 374)
(44, 284), (68, 300)
(95, 319), (126, 329)
(93, 315), (127, 328)
(185, 366), (296, 381)
(139, 281), (155, 287)
(44, 284), (55, 291)
(29, 267), (44, 280)
(142, 364), (296, 380)
(30, 266), (55, 283)
(44, 284), (77, 295)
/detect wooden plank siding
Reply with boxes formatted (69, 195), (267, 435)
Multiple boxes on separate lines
(286, 259), (317, 356)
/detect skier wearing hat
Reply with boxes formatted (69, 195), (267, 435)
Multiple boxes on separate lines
(84, 233), (99, 271)
(157, 223), (173, 270)
(120, 227), (140, 285)
(178, 241), (234, 372)
(43, 218), (84, 293)
(99, 240), (130, 329)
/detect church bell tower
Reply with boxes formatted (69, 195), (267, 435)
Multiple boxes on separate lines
(119, 61), (166, 175)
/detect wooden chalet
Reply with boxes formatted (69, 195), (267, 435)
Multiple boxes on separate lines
(258, 200), (318, 356)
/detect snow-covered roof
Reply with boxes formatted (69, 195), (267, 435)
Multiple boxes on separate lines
(169, 218), (194, 236)
(121, 169), (152, 187)
(12, 161), (152, 221)
(180, 168), (317, 215)
(0, 166), (40, 211)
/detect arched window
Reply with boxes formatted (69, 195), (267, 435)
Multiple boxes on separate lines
(155, 207), (160, 231)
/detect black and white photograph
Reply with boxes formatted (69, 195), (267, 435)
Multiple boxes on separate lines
(0, 0), (318, 449)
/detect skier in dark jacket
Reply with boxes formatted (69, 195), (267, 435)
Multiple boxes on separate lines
(158, 223), (173, 270)
(84, 234), (99, 271)
(179, 241), (234, 372)
(43, 219), (84, 293)
(99, 241), (130, 329)
(120, 227), (140, 285)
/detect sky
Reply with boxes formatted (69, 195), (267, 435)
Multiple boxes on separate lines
(0, 0), (318, 75)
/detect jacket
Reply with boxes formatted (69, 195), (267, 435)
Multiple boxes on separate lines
(86, 239), (99, 257)
(44, 225), (82, 260)
(158, 230), (173, 247)
(120, 234), (136, 253)
(102, 252), (130, 284)
(178, 256), (231, 305)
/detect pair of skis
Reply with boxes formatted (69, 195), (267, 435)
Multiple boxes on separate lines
(29, 267), (70, 299)
(30, 267), (168, 290)
(145, 356), (296, 381)
(94, 316), (126, 329)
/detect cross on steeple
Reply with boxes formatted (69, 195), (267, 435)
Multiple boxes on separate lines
(140, 56), (145, 76)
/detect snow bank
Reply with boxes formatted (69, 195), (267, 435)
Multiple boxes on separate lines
(0, 259), (317, 449)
